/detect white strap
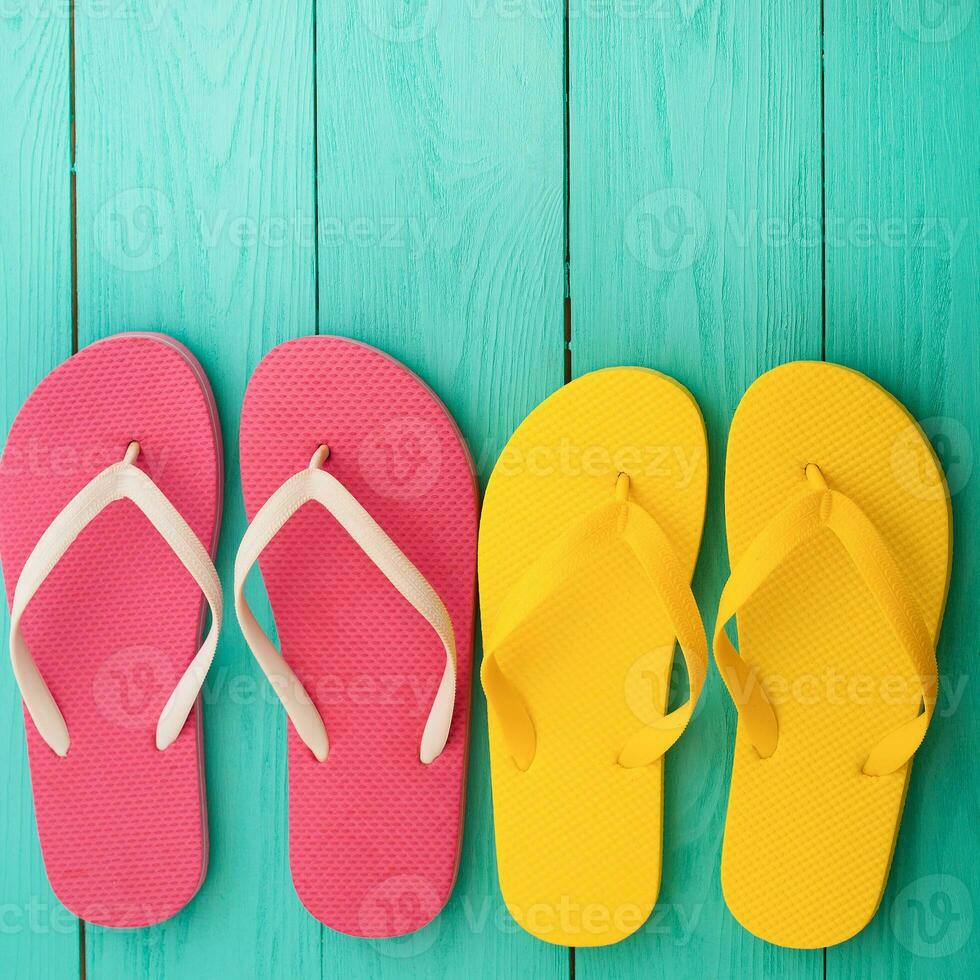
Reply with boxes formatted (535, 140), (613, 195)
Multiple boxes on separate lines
(9, 442), (222, 757)
(234, 446), (457, 765)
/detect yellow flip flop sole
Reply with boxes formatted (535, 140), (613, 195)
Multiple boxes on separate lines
(716, 361), (952, 948)
(480, 366), (709, 946)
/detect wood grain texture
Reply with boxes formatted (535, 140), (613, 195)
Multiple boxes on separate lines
(823, 3), (979, 976)
(73, 2), (319, 977)
(569, 2), (823, 976)
(313, 1), (566, 976)
(0, 4), (77, 977)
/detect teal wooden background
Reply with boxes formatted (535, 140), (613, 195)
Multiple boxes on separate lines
(0, 2), (976, 978)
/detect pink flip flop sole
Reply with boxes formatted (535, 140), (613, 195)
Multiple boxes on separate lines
(0, 333), (222, 927)
(239, 336), (477, 937)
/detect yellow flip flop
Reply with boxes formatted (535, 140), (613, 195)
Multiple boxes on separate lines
(479, 367), (709, 946)
(716, 361), (952, 948)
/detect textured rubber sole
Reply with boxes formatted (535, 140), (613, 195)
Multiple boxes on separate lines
(239, 335), (477, 938)
(480, 367), (707, 946)
(720, 361), (951, 948)
(0, 332), (222, 927)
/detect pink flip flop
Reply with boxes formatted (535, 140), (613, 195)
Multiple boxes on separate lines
(235, 336), (477, 937)
(0, 333), (223, 927)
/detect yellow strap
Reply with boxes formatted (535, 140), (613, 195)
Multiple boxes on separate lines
(714, 464), (938, 776)
(482, 473), (707, 771)
(825, 489), (938, 773)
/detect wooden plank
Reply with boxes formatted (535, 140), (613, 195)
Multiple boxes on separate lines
(823, 4), (979, 976)
(0, 4), (78, 978)
(73, 3), (321, 976)
(569, 3), (823, 976)
(314, 2), (567, 976)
